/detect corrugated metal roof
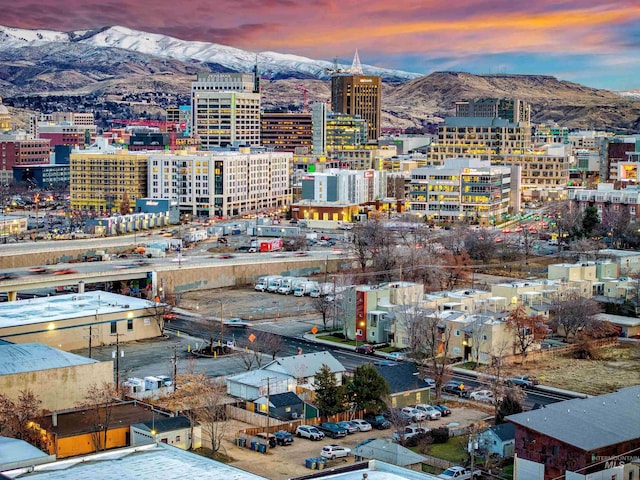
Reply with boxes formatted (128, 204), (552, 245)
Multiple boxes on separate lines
(0, 343), (98, 375)
(354, 439), (427, 467)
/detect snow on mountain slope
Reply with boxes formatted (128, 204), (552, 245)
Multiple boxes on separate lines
(618, 90), (640, 100)
(0, 24), (420, 81)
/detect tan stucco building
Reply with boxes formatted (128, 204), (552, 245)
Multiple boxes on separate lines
(0, 342), (113, 412)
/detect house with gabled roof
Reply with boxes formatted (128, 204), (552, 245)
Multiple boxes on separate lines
(373, 361), (432, 408)
(262, 351), (346, 387)
(353, 438), (427, 470)
(253, 391), (304, 421)
(507, 385), (640, 480)
(478, 423), (515, 458)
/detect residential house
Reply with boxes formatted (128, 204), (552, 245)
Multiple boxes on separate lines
(593, 313), (640, 338)
(374, 361), (433, 409)
(130, 415), (198, 450)
(354, 438), (427, 471)
(507, 386), (640, 480)
(478, 423), (515, 458)
(261, 351), (346, 388)
(226, 370), (295, 402)
(253, 391), (304, 421)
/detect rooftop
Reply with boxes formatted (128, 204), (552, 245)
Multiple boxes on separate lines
(0, 343), (99, 375)
(42, 402), (156, 438)
(4, 443), (269, 480)
(0, 291), (155, 330)
(507, 385), (640, 451)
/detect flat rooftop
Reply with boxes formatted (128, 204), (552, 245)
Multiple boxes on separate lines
(0, 291), (155, 329)
(0, 343), (99, 375)
(4, 443), (269, 480)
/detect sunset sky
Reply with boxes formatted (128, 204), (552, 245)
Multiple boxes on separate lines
(4, 0), (640, 90)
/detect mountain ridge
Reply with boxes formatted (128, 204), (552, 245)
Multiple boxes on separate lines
(1, 25), (639, 132)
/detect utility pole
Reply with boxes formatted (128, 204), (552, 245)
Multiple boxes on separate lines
(111, 333), (125, 397)
(171, 345), (178, 392)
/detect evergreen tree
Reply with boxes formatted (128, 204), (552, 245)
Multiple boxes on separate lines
(496, 390), (523, 424)
(581, 206), (600, 238)
(346, 363), (390, 412)
(313, 364), (345, 417)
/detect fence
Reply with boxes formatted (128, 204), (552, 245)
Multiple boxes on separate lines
(502, 337), (618, 364)
(421, 454), (453, 470)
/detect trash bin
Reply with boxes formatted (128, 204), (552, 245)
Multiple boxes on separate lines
(305, 458), (317, 469)
(258, 443), (267, 454)
(237, 437), (246, 448)
(317, 460), (325, 470)
(250, 441), (258, 451)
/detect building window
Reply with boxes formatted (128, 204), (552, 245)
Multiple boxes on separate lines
(454, 330), (460, 336)
(127, 319), (133, 331)
(110, 321), (117, 334)
(176, 435), (181, 442)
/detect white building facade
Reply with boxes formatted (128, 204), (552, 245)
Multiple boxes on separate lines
(148, 149), (292, 218)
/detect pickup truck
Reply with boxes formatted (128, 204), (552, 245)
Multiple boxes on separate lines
(363, 413), (391, 430)
(437, 466), (481, 479)
(392, 425), (429, 443)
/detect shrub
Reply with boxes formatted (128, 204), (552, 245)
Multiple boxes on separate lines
(430, 427), (450, 444)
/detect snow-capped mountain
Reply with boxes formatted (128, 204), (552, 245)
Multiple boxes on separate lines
(618, 90), (640, 100)
(0, 24), (420, 81)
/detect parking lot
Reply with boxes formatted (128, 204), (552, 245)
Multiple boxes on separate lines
(222, 406), (489, 480)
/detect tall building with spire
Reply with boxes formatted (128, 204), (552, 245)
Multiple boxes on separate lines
(330, 52), (381, 142)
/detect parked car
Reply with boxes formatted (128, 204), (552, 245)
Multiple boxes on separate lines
(384, 409), (413, 425)
(385, 352), (406, 361)
(316, 422), (347, 438)
(336, 421), (359, 434)
(392, 425), (429, 443)
(508, 375), (539, 388)
(355, 344), (375, 354)
(320, 444), (351, 459)
(423, 377), (436, 389)
(254, 432), (277, 448)
(273, 430), (294, 445)
(433, 404), (452, 416)
(414, 404), (442, 420)
(470, 389), (496, 404)
(401, 407), (427, 422)
(363, 413), (391, 430)
(350, 419), (372, 432)
(442, 381), (472, 398)
(295, 425), (325, 440)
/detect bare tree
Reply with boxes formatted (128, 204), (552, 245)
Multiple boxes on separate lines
(0, 390), (44, 449)
(260, 331), (286, 360)
(76, 382), (117, 451)
(236, 345), (265, 370)
(150, 294), (175, 337)
(478, 339), (514, 417)
(162, 372), (228, 452)
(439, 251), (472, 291)
(506, 304), (549, 364)
(311, 294), (334, 331)
(464, 228), (497, 263)
(397, 306), (452, 399)
(550, 292), (603, 342)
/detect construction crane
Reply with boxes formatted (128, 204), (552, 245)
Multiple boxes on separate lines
(294, 85), (309, 113)
(324, 57), (345, 75)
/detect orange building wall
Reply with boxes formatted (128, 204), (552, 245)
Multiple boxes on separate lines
(52, 426), (130, 459)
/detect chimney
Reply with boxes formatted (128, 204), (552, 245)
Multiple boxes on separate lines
(52, 412), (58, 427)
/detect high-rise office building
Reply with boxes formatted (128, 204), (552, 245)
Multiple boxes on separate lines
(455, 98), (530, 124)
(260, 112), (312, 153)
(330, 52), (381, 142)
(191, 72), (261, 149)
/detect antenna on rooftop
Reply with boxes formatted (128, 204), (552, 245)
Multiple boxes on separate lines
(350, 49), (363, 75)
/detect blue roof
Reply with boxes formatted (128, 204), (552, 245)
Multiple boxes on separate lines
(0, 343), (98, 375)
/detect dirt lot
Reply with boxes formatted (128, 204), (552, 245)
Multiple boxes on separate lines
(219, 407), (489, 480)
(499, 343), (640, 395)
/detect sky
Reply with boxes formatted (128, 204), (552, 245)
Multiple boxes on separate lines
(2, 0), (640, 90)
